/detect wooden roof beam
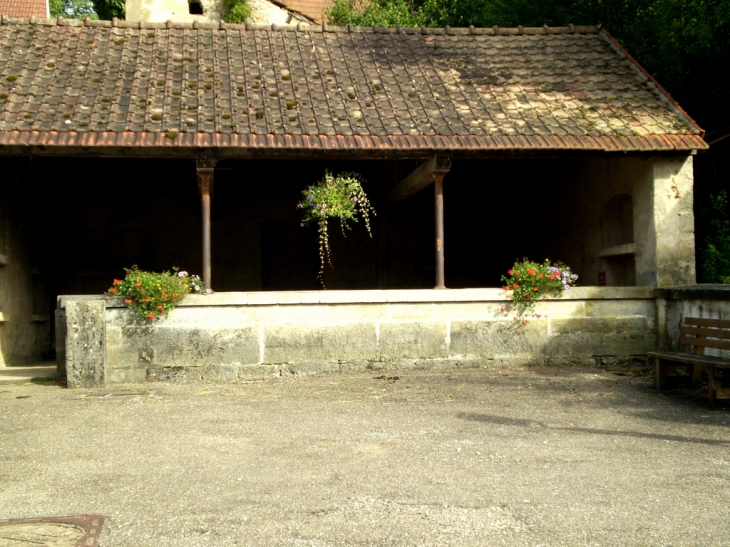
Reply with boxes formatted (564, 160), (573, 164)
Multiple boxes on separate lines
(387, 155), (452, 202)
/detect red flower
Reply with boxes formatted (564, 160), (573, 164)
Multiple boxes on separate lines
(124, 299), (133, 304)
(536, 314), (542, 319)
(522, 320), (530, 326)
(527, 268), (536, 276)
(110, 287), (118, 293)
(507, 269), (514, 275)
(500, 307), (505, 312)
(146, 312), (155, 319)
(113, 279), (122, 285)
(533, 287), (539, 292)
(503, 286), (510, 291)
(513, 284), (519, 289)
(143, 297), (151, 302)
(157, 305), (163, 310)
(134, 282), (141, 287)
(162, 293), (169, 299)
(538, 273), (544, 279)
(172, 293), (179, 298)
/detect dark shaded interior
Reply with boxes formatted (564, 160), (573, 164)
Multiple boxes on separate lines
(15, 156), (596, 310)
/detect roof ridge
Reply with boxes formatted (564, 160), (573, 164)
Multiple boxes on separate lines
(0, 16), (600, 35)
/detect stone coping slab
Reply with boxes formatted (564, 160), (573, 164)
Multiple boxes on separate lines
(58, 287), (656, 309)
(657, 284), (730, 301)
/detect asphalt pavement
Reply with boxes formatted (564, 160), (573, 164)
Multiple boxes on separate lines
(1, 364), (728, 546)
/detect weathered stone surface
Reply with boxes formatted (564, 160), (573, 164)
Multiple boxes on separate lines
(238, 364), (283, 380)
(146, 366), (203, 382)
(379, 322), (448, 360)
(107, 326), (260, 370)
(54, 309), (66, 378)
(264, 324), (377, 363)
(550, 316), (651, 334)
(283, 361), (342, 376)
(65, 300), (106, 388)
(450, 320), (549, 359)
(545, 331), (655, 357)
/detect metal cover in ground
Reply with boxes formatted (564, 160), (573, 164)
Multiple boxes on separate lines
(0, 515), (104, 547)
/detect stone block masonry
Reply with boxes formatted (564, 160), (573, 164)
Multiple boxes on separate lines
(57, 288), (657, 385)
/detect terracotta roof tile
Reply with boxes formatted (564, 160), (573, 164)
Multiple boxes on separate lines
(0, 0), (46, 18)
(0, 20), (707, 154)
(277, 0), (333, 23)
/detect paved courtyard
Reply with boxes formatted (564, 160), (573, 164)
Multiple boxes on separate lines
(1, 365), (729, 546)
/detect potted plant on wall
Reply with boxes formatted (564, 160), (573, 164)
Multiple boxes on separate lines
(107, 266), (206, 320)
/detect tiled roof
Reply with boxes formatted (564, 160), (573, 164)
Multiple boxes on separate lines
(277, 0), (333, 23)
(0, 0), (46, 18)
(0, 19), (707, 155)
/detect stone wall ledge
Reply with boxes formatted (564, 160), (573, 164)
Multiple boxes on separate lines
(58, 286), (656, 309)
(657, 284), (730, 302)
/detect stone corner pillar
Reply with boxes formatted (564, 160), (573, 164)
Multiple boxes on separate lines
(64, 300), (107, 388)
(635, 155), (696, 287)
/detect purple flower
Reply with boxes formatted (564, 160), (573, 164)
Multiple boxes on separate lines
(206, 288), (212, 294)
(300, 222), (305, 227)
(297, 203), (302, 209)
(564, 284), (571, 290)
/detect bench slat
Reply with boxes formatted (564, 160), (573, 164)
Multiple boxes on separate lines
(648, 351), (730, 368)
(680, 335), (730, 350)
(682, 325), (730, 340)
(684, 317), (730, 329)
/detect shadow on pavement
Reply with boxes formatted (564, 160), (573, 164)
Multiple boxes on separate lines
(458, 412), (730, 446)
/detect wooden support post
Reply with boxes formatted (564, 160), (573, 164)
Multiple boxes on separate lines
(432, 156), (451, 290)
(196, 154), (217, 292)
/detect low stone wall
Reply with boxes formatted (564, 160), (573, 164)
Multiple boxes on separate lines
(57, 287), (657, 387)
(657, 285), (730, 358)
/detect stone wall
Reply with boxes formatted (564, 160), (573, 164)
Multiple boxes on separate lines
(558, 155), (696, 288)
(0, 158), (52, 367)
(57, 287), (657, 386)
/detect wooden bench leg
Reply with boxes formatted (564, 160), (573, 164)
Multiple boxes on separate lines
(655, 357), (667, 391)
(708, 366), (717, 410)
(691, 363), (703, 387)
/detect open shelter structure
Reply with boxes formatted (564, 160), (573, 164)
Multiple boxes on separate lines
(0, 18), (708, 384)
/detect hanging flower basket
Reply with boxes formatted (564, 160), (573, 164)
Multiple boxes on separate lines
(299, 170), (375, 287)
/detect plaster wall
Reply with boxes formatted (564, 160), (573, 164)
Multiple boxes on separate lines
(0, 159), (51, 367)
(125, 0), (299, 24)
(564, 155), (695, 288)
(57, 287), (657, 385)
(126, 0), (223, 23)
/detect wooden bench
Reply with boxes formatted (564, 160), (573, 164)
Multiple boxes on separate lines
(649, 317), (730, 409)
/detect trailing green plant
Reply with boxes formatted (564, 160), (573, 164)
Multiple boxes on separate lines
(298, 171), (375, 287)
(501, 259), (578, 322)
(106, 266), (206, 320)
(222, 0), (250, 23)
(701, 191), (730, 284)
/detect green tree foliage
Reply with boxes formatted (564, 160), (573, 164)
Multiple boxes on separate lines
(223, 0), (251, 22)
(701, 191), (730, 283)
(91, 0), (125, 19)
(326, 0), (422, 27)
(326, 0), (730, 134)
(49, 0), (98, 18)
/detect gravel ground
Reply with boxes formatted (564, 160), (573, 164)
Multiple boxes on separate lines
(1, 364), (729, 547)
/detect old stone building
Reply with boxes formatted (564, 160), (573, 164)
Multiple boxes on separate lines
(0, 18), (708, 381)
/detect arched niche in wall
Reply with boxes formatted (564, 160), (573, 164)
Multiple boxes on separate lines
(598, 193), (636, 286)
